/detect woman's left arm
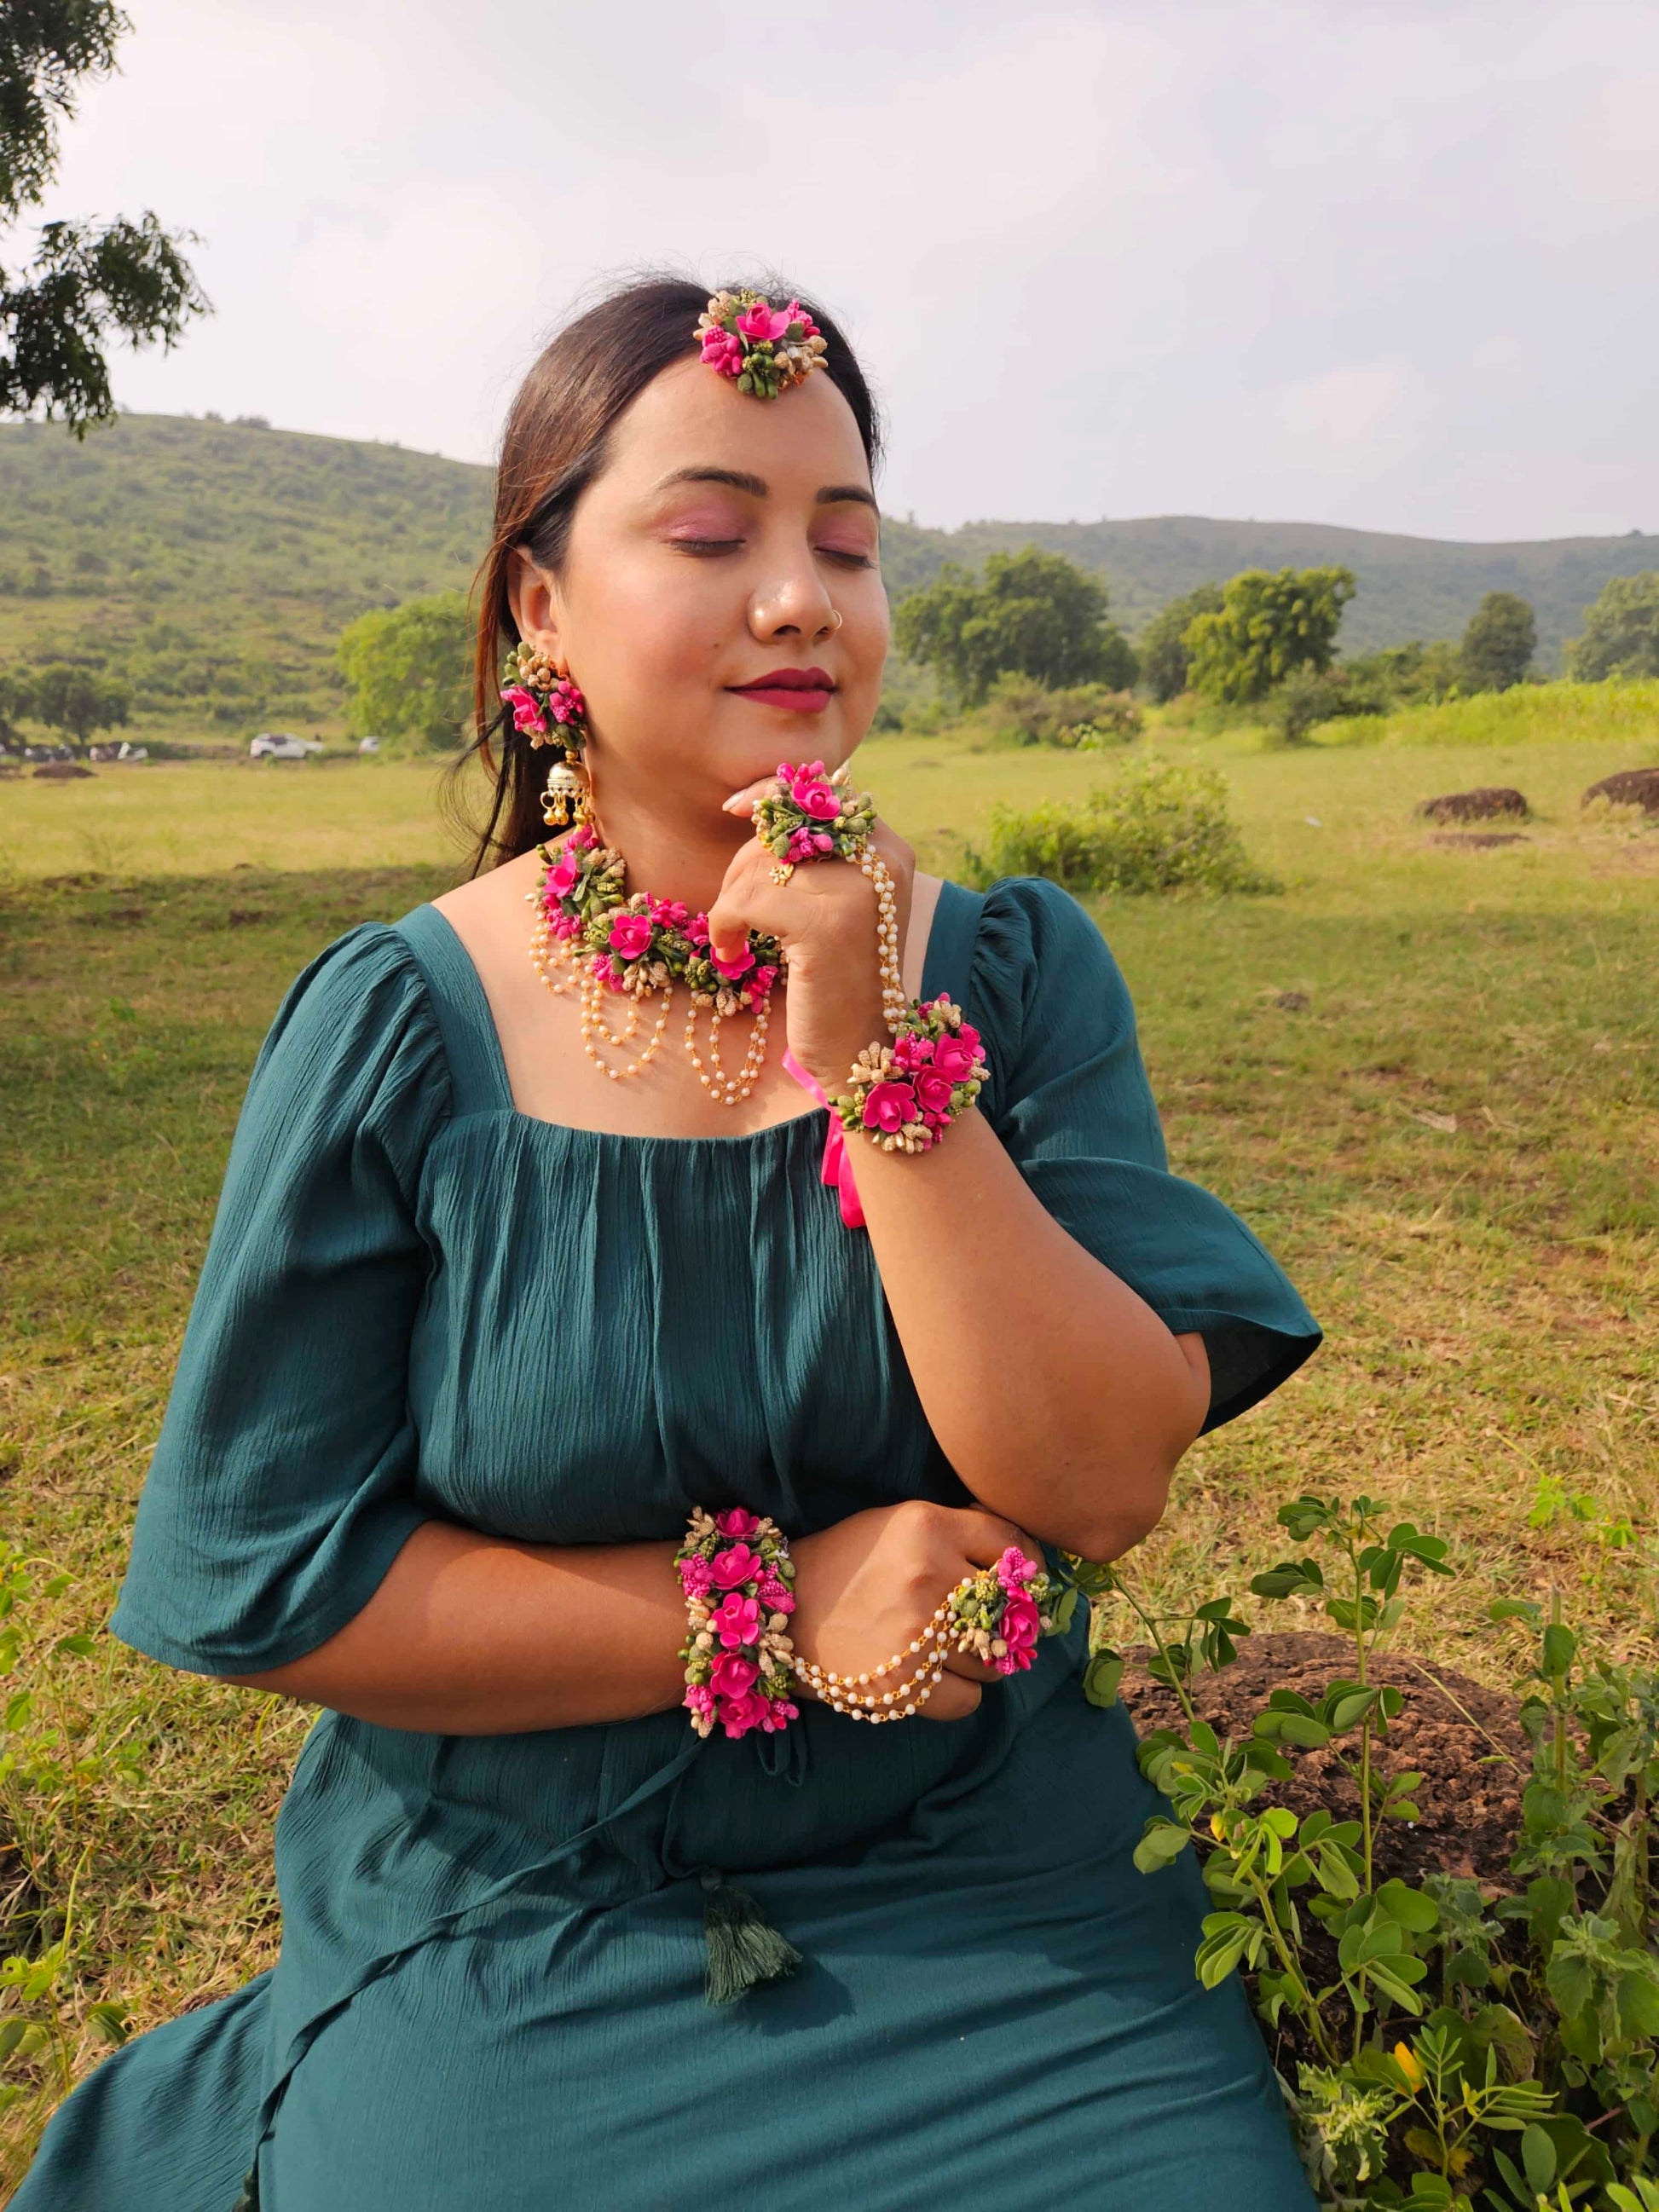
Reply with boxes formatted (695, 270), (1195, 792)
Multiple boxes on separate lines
(710, 808), (1209, 1563)
(849, 1111), (1209, 1562)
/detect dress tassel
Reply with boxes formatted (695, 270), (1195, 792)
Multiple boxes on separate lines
(699, 1868), (801, 2004)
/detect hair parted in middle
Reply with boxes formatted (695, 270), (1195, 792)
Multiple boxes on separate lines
(460, 274), (882, 874)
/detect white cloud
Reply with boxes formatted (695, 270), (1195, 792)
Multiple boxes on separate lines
(21, 0), (1659, 537)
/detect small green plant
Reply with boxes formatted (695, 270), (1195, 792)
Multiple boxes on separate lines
(0, 1546), (134, 2167)
(958, 757), (1280, 896)
(1061, 1493), (1659, 2207)
(975, 673), (1143, 748)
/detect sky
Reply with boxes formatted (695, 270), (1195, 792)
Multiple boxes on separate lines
(29, 0), (1659, 540)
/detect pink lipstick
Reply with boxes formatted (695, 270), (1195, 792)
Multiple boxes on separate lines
(729, 666), (835, 713)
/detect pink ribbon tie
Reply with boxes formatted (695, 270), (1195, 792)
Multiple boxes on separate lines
(782, 1050), (864, 1229)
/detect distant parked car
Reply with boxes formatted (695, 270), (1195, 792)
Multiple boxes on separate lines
(250, 732), (322, 760)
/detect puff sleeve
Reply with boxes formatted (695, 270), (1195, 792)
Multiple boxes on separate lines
(109, 925), (451, 1675)
(965, 877), (1321, 1431)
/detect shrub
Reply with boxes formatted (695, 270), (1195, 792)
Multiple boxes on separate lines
(1566, 574), (1659, 683)
(1061, 1494), (1659, 2209)
(1266, 667), (1389, 745)
(1185, 565), (1357, 705)
(978, 674), (1143, 748)
(1460, 592), (1537, 694)
(1138, 581), (1226, 703)
(959, 758), (1279, 896)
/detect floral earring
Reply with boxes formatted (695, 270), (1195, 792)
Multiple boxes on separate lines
(500, 644), (590, 828)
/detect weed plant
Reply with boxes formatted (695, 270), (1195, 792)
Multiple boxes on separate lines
(1061, 1495), (1657, 2207)
(958, 757), (1279, 895)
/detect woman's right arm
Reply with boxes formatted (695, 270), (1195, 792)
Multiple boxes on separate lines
(223, 1501), (1029, 1734)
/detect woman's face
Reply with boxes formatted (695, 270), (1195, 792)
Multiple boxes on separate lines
(509, 357), (888, 819)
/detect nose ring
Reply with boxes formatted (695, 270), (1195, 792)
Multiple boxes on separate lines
(829, 610), (843, 632)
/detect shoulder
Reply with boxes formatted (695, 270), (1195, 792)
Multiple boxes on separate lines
(959, 875), (1133, 1034)
(245, 920), (451, 1154)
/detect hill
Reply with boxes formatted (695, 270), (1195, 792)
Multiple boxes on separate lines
(2, 414), (1655, 734)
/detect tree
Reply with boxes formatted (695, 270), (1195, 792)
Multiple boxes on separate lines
(3, 3), (208, 433)
(1459, 592), (1535, 692)
(1184, 565), (1356, 705)
(1564, 572), (1659, 682)
(893, 546), (1136, 706)
(1137, 581), (1224, 702)
(31, 661), (130, 752)
(0, 664), (33, 751)
(337, 591), (471, 752)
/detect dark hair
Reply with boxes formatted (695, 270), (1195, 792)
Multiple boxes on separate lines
(460, 274), (882, 872)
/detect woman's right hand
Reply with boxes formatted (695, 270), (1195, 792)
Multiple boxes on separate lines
(789, 1499), (1039, 1723)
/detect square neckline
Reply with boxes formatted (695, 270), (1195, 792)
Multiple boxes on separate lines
(396, 882), (985, 1146)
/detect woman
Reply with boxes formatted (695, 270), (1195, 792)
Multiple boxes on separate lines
(20, 277), (1321, 2210)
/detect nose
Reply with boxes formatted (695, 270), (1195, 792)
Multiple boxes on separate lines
(749, 542), (838, 644)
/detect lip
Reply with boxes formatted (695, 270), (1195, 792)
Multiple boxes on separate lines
(729, 666), (835, 714)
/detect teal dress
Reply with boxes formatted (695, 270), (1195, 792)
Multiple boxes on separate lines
(19, 878), (1321, 2212)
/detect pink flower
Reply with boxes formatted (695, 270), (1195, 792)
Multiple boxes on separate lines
(500, 684), (546, 736)
(997, 1545), (1038, 1590)
(712, 942), (756, 980)
(996, 1594), (1042, 1675)
(547, 677), (585, 725)
(710, 1653), (759, 1698)
(783, 301), (818, 339)
(717, 1688), (771, 1736)
(757, 1573), (795, 1614)
(569, 823), (598, 852)
(546, 849), (581, 899)
(913, 1067), (955, 1117)
(711, 1542), (761, 1587)
(743, 965), (777, 1008)
(685, 1683), (716, 1718)
(685, 914), (711, 948)
(552, 914), (581, 941)
(608, 911), (654, 960)
(649, 895), (689, 928)
(789, 770), (841, 822)
(701, 329), (744, 377)
(679, 1555), (713, 1600)
(711, 1592), (761, 1648)
(930, 1032), (980, 1083)
(736, 297), (795, 344)
(892, 1031), (934, 1071)
(760, 1695), (799, 1732)
(714, 1507), (760, 1538)
(863, 1080), (920, 1135)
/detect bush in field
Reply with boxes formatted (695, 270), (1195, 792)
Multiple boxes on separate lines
(960, 758), (1278, 896)
(1186, 566), (1356, 705)
(1460, 591), (1536, 693)
(1265, 667), (1390, 745)
(1342, 639), (1464, 709)
(337, 589), (471, 752)
(893, 546), (1137, 706)
(1138, 581), (1225, 702)
(979, 673), (1143, 748)
(1566, 573), (1659, 682)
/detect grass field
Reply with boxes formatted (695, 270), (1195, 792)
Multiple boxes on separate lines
(2, 727), (1657, 2186)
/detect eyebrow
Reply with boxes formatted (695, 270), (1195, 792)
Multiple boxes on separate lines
(653, 465), (878, 512)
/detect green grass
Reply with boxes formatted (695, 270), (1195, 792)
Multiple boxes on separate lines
(1311, 675), (1659, 750)
(2, 733), (1656, 2184)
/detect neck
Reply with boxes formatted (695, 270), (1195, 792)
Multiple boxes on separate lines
(584, 780), (751, 916)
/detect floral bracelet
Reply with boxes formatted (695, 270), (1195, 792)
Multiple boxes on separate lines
(831, 995), (988, 1155)
(678, 1508), (801, 1741)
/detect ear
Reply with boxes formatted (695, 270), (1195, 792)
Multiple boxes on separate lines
(506, 546), (565, 664)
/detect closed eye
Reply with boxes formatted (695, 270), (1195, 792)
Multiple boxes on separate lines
(670, 536), (745, 556)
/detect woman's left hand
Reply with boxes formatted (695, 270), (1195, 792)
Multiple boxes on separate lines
(708, 776), (915, 1094)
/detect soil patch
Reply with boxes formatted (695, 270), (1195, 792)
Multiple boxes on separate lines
(1416, 786), (1529, 823)
(1119, 1631), (1528, 1887)
(1426, 832), (1529, 849)
(1582, 765), (1659, 814)
(32, 762), (94, 782)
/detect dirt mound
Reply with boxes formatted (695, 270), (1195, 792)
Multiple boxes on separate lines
(1426, 831), (1529, 848)
(32, 761), (95, 781)
(1582, 765), (1659, 813)
(1119, 1631), (1527, 1888)
(1416, 786), (1529, 823)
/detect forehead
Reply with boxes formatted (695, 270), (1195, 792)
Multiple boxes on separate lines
(601, 355), (872, 496)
